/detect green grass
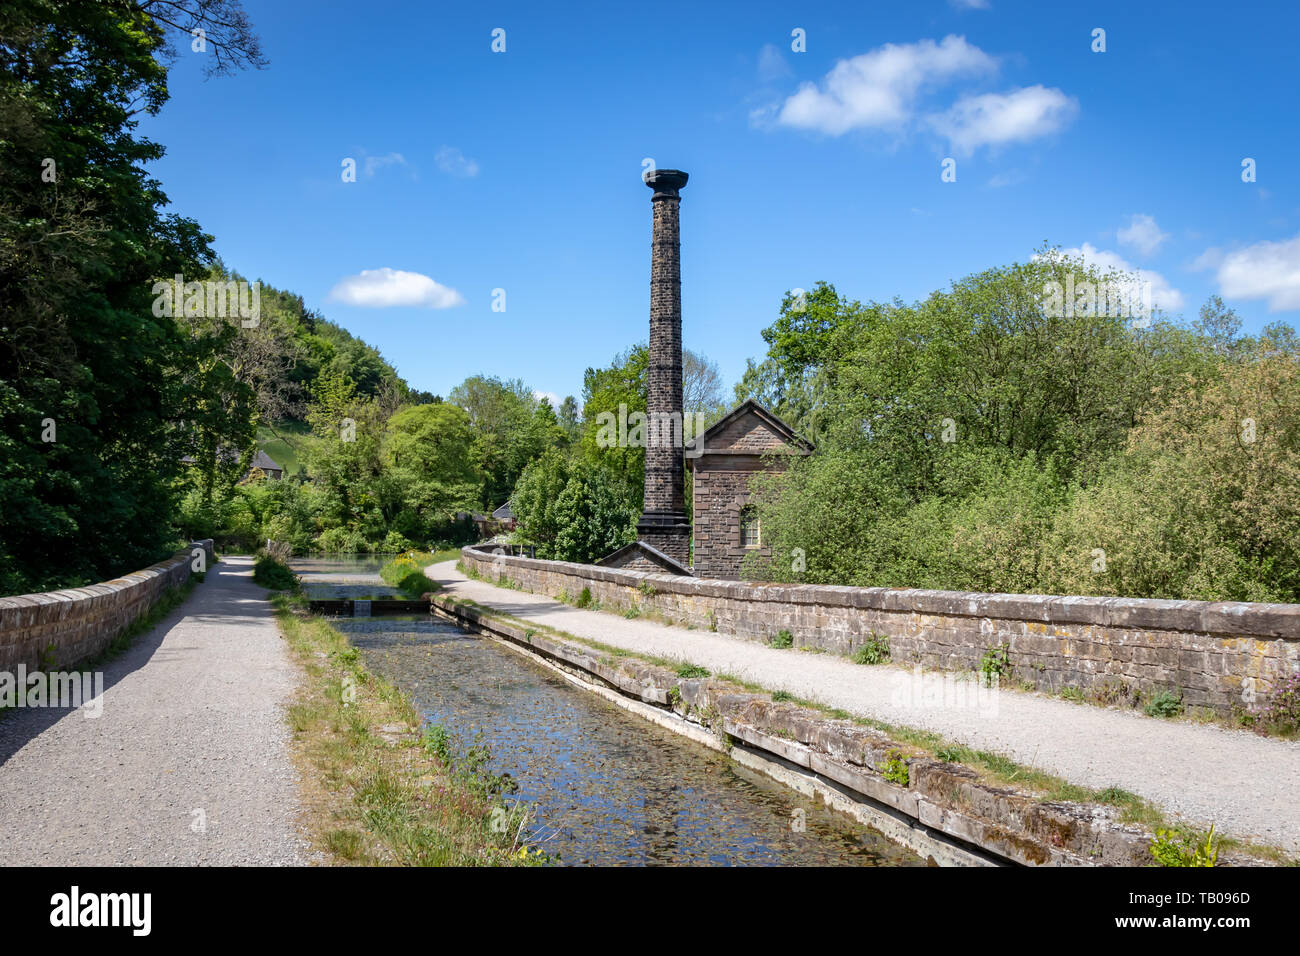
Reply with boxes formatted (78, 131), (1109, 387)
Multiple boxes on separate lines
(273, 593), (541, 866)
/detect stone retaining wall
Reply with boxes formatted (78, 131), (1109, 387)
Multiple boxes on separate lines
(431, 594), (1268, 866)
(461, 545), (1300, 714)
(0, 540), (214, 674)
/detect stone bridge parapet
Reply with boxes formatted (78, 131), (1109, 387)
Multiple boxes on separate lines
(460, 544), (1300, 714)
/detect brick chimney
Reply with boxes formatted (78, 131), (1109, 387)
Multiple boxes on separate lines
(637, 168), (691, 566)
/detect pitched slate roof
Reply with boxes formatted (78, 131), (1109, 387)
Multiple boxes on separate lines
(492, 500), (515, 520)
(595, 540), (693, 576)
(181, 448), (282, 471)
(251, 450), (282, 472)
(683, 398), (815, 457)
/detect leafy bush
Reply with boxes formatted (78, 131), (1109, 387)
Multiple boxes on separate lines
(853, 634), (890, 665)
(769, 630), (794, 649)
(1150, 825), (1219, 867)
(878, 749), (910, 786)
(381, 530), (413, 553)
(315, 527), (369, 554)
(676, 663), (710, 679)
(980, 643), (1009, 684)
(379, 552), (437, 598)
(252, 554), (297, 590)
(1143, 690), (1183, 719)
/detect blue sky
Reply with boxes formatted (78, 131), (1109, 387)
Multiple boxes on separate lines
(139, 0), (1300, 404)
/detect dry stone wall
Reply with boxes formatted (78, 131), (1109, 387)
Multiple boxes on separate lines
(0, 540), (214, 673)
(461, 545), (1300, 714)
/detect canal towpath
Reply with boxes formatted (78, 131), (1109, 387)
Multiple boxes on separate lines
(0, 556), (310, 865)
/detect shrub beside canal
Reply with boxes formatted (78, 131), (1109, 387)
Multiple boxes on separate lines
(378, 551), (442, 599)
(253, 554), (297, 590)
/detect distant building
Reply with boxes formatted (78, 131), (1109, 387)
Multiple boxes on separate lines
(249, 450), (284, 481)
(180, 448), (284, 482)
(686, 399), (814, 580)
(491, 500), (516, 531)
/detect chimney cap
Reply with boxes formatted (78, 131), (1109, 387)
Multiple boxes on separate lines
(644, 168), (689, 199)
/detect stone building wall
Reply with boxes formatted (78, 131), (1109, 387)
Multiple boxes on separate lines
(688, 400), (812, 580)
(461, 545), (1300, 714)
(0, 540), (214, 674)
(692, 461), (781, 580)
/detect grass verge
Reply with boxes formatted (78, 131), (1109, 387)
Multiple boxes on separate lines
(271, 592), (541, 866)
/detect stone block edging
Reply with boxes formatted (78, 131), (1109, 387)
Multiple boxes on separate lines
(431, 593), (1268, 867)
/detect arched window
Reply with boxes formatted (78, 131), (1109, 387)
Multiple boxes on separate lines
(740, 505), (761, 549)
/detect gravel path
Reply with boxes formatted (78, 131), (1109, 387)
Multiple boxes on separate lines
(430, 560), (1300, 855)
(0, 556), (312, 865)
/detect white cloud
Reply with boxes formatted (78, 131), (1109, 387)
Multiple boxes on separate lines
(1056, 243), (1185, 312)
(1191, 246), (1226, 271)
(773, 35), (996, 135)
(533, 390), (561, 408)
(328, 268), (465, 309)
(435, 146), (479, 178)
(757, 43), (792, 82)
(363, 152), (408, 177)
(1116, 214), (1169, 256)
(929, 85), (1077, 155)
(1206, 233), (1300, 312)
(987, 169), (1025, 188)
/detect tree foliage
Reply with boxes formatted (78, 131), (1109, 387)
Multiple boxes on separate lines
(0, 0), (263, 592)
(743, 254), (1300, 602)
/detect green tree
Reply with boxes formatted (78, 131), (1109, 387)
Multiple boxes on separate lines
(449, 375), (539, 509)
(746, 250), (1213, 592)
(579, 345), (649, 491)
(513, 454), (636, 562)
(0, 0), (262, 593)
(382, 403), (483, 539)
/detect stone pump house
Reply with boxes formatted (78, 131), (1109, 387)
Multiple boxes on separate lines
(686, 399), (813, 580)
(594, 166), (814, 580)
(599, 399), (813, 580)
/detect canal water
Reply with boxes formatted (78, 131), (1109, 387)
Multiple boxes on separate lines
(294, 556), (924, 867)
